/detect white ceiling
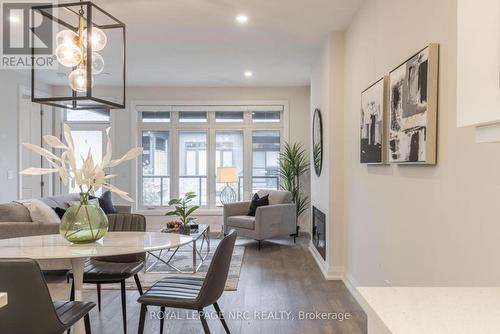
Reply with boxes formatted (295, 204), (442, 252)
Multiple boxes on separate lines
(58, 0), (364, 86)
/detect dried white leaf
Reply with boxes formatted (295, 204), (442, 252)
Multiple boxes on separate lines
(43, 135), (67, 149)
(20, 167), (58, 175)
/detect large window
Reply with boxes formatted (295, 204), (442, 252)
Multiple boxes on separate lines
(252, 130), (280, 193)
(179, 131), (207, 206)
(142, 131), (169, 206)
(216, 131), (243, 206)
(136, 104), (285, 209)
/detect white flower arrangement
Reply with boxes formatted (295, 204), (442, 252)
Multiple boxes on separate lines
(20, 124), (142, 202)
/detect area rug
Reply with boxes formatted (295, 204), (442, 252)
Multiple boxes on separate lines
(84, 238), (245, 291)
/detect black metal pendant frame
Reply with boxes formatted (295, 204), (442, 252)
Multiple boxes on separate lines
(31, 1), (126, 110)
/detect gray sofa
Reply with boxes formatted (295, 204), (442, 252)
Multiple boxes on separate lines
(0, 193), (130, 270)
(223, 190), (296, 248)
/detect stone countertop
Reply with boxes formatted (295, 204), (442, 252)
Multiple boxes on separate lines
(357, 287), (500, 334)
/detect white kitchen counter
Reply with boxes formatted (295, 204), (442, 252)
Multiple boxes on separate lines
(0, 293), (7, 308)
(357, 287), (500, 334)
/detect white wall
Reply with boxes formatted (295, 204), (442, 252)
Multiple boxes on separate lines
(0, 71), (30, 203)
(310, 33), (345, 278)
(343, 0), (500, 286)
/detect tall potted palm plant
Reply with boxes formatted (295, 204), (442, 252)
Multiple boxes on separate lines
(278, 142), (310, 237)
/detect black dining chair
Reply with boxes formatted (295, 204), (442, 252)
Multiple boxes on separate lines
(68, 213), (147, 334)
(0, 258), (95, 334)
(137, 230), (237, 334)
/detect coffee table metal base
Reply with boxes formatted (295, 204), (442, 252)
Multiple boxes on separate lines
(145, 225), (210, 274)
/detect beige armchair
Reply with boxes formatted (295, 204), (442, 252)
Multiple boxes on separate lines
(223, 190), (296, 249)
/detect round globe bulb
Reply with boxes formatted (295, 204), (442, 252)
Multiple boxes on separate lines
(91, 52), (104, 75)
(55, 43), (82, 67)
(82, 27), (107, 52)
(69, 68), (93, 93)
(56, 29), (78, 46)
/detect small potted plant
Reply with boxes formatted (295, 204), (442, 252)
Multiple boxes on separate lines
(165, 192), (200, 235)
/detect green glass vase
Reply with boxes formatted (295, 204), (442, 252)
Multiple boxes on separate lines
(60, 193), (109, 244)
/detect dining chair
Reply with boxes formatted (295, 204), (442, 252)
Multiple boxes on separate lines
(0, 258), (95, 334)
(68, 213), (147, 334)
(136, 230), (237, 334)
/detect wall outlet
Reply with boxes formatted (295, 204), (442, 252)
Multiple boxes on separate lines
(7, 170), (14, 180)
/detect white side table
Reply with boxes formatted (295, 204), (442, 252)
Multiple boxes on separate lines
(0, 293), (7, 308)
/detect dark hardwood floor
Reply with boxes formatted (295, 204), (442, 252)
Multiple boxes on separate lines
(46, 236), (366, 334)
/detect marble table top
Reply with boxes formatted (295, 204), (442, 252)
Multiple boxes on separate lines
(358, 287), (500, 334)
(0, 232), (193, 259)
(0, 293), (6, 308)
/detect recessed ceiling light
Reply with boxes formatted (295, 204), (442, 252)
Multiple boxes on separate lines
(236, 14), (248, 24)
(244, 71), (253, 78)
(9, 15), (20, 23)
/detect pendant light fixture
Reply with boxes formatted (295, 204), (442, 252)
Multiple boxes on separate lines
(31, 1), (126, 110)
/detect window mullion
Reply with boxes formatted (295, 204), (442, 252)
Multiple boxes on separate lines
(207, 127), (216, 209)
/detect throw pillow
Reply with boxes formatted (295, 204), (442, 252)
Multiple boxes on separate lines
(247, 193), (269, 216)
(53, 207), (66, 219)
(16, 199), (61, 224)
(98, 190), (117, 214)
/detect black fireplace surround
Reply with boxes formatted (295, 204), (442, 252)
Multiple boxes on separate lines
(312, 206), (326, 260)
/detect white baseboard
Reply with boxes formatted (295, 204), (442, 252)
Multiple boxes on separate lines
(308, 244), (344, 280)
(343, 272), (361, 300)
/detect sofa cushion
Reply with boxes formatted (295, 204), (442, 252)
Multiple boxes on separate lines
(257, 190), (292, 205)
(227, 215), (255, 230)
(41, 193), (80, 209)
(16, 199), (61, 224)
(0, 202), (31, 222)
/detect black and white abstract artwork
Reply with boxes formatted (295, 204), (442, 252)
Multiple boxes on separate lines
(389, 45), (437, 164)
(360, 78), (385, 163)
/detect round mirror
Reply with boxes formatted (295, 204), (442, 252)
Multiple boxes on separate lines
(312, 108), (323, 176)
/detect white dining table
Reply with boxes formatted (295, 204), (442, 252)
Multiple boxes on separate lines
(0, 232), (192, 334)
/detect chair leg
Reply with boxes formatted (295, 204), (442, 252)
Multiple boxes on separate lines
(134, 274), (144, 295)
(160, 306), (165, 334)
(199, 309), (211, 334)
(84, 313), (92, 334)
(96, 283), (102, 312)
(213, 302), (230, 334)
(70, 280), (75, 301)
(257, 240), (261, 250)
(120, 280), (127, 334)
(138, 304), (147, 334)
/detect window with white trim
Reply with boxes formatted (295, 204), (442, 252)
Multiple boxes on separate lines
(136, 104), (284, 210)
(64, 109), (111, 194)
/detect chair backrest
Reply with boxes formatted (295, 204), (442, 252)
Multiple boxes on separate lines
(197, 230), (237, 307)
(0, 258), (64, 334)
(257, 190), (292, 205)
(97, 213), (147, 263)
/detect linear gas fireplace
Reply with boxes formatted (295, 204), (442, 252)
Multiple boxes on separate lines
(312, 206), (326, 260)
